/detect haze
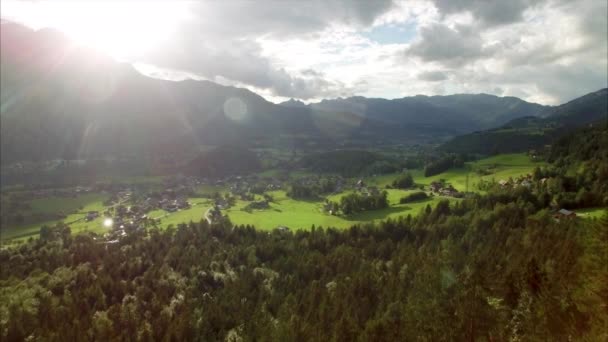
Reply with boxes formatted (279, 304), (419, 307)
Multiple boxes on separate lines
(2, 0), (606, 105)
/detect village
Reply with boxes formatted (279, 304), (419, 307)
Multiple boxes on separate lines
(2, 157), (587, 246)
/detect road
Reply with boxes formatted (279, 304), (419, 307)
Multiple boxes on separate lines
(204, 207), (213, 224)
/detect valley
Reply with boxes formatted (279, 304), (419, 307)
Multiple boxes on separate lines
(0, 152), (565, 244)
(0, 4), (607, 340)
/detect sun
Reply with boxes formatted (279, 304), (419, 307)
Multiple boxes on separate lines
(103, 218), (113, 228)
(1, 1), (191, 59)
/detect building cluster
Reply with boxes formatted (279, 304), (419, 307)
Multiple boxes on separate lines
(355, 180), (380, 196)
(228, 175), (283, 196)
(498, 174), (534, 189)
(429, 182), (461, 197)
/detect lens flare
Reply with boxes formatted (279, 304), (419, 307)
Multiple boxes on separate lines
(223, 97), (248, 123)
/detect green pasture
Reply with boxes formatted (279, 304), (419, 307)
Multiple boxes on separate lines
(367, 153), (543, 192)
(575, 207), (607, 220)
(25, 193), (106, 215)
(224, 189), (453, 230)
(151, 197), (212, 227)
(1, 193), (110, 243)
(0, 153), (545, 243)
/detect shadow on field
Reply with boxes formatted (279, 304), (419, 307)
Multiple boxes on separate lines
(344, 206), (406, 221)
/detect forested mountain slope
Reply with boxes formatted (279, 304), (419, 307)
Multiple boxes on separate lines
(1, 22), (550, 164)
(308, 93), (548, 132)
(441, 88), (608, 155)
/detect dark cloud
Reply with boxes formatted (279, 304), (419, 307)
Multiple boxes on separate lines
(431, 0), (543, 27)
(577, 0), (608, 44)
(448, 59), (607, 103)
(417, 70), (448, 81)
(524, 63), (607, 103)
(190, 1), (394, 38)
(408, 24), (490, 66)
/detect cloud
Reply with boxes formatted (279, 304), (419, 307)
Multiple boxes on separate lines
(407, 23), (490, 66)
(190, 1), (394, 38)
(575, 0), (608, 45)
(2, 0), (605, 104)
(137, 1), (395, 99)
(430, 0), (542, 27)
(417, 70), (448, 81)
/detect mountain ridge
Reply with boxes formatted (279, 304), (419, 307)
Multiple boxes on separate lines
(440, 88), (608, 155)
(1, 22), (598, 164)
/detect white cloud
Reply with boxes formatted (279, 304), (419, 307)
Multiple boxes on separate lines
(1, 0), (606, 104)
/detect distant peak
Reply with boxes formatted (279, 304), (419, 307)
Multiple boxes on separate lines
(280, 98), (307, 107)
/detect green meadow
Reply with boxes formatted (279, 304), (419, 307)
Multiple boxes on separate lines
(575, 207), (607, 220)
(223, 189), (452, 230)
(367, 153), (543, 192)
(1, 193), (110, 243)
(0, 153), (547, 243)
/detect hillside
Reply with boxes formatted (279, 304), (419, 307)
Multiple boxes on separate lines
(440, 88), (608, 155)
(1, 22), (552, 164)
(0, 23), (321, 164)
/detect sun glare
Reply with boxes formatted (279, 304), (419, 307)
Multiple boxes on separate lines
(1, 1), (191, 59)
(103, 218), (113, 228)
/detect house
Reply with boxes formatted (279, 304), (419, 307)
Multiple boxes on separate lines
(440, 187), (458, 197)
(176, 198), (190, 209)
(554, 209), (577, 220)
(356, 179), (365, 189)
(85, 211), (99, 221)
(520, 180), (532, 188)
(429, 182), (442, 192)
(164, 204), (178, 212)
(498, 179), (509, 187)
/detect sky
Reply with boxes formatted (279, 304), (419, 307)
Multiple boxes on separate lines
(1, 0), (607, 105)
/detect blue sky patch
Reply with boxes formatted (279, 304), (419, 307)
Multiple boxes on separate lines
(362, 22), (417, 45)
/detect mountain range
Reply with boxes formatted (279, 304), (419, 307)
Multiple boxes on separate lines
(0, 22), (604, 164)
(441, 88), (608, 155)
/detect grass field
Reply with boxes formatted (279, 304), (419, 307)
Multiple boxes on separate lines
(1, 193), (109, 243)
(367, 153), (544, 192)
(0, 153), (548, 243)
(575, 207), (607, 220)
(151, 197), (211, 227)
(25, 193), (106, 215)
(223, 189), (453, 230)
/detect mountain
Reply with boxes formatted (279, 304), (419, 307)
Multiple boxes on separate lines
(279, 98), (307, 108)
(440, 88), (608, 155)
(0, 22), (322, 164)
(310, 93), (548, 132)
(1, 22), (550, 164)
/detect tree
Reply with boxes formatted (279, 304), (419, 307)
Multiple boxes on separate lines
(392, 173), (414, 189)
(90, 311), (114, 341)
